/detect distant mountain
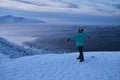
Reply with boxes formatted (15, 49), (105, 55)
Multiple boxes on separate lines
(0, 15), (45, 23)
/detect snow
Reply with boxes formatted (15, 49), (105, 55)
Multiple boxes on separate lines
(0, 37), (120, 80)
(1, 52), (120, 80)
(0, 31), (37, 45)
(0, 37), (55, 59)
(0, 15), (45, 23)
(0, 37), (39, 58)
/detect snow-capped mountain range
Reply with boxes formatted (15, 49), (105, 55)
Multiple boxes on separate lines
(0, 15), (45, 23)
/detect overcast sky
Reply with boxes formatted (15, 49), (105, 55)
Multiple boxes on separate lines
(0, 0), (120, 25)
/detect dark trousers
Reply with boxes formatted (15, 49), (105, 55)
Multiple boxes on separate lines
(77, 46), (84, 60)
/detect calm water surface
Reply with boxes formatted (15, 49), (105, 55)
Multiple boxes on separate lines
(0, 24), (120, 52)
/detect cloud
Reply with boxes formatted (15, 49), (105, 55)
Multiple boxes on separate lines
(0, 0), (69, 13)
(0, 0), (120, 16)
(51, 0), (79, 8)
(96, 8), (104, 11)
(67, 3), (78, 8)
(11, 0), (48, 6)
(0, 5), (120, 25)
(113, 4), (120, 9)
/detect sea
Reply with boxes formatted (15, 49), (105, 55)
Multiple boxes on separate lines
(0, 23), (120, 52)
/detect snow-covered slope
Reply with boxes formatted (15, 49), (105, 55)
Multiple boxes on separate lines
(1, 52), (120, 80)
(0, 37), (39, 58)
(0, 37), (120, 80)
(0, 37), (58, 58)
(0, 15), (45, 23)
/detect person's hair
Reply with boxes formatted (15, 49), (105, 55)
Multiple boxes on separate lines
(81, 29), (84, 32)
(78, 29), (84, 33)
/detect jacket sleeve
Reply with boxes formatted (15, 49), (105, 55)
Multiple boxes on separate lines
(84, 33), (90, 38)
(70, 35), (76, 40)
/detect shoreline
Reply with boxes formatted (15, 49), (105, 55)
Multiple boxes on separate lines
(23, 37), (120, 52)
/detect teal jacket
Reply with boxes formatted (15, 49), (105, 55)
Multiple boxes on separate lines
(70, 32), (89, 46)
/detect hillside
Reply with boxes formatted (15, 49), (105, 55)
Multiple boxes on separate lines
(0, 15), (45, 23)
(0, 37), (56, 58)
(0, 52), (120, 80)
(0, 37), (120, 80)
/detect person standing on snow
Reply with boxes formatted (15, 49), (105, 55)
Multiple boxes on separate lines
(67, 29), (89, 62)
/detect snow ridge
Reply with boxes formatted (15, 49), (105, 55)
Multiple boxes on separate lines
(0, 15), (45, 23)
(0, 37), (58, 59)
(0, 37), (120, 80)
(0, 37), (39, 58)
(1, 52), (120, 80)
